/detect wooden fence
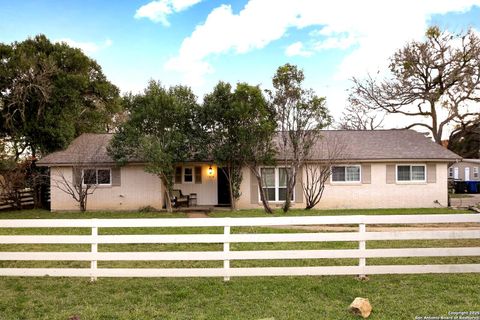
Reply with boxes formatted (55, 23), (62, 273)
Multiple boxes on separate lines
(0, 214), (479, 280)
(0, 188), (34, 211)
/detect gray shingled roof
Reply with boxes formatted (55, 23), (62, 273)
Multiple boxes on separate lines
(37, 133), (117, 166)
(298, 130), (461, 161)
(37, 130), (461, 166)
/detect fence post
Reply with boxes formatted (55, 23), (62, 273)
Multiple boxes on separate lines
(91, 219), (98, 282)
(358, 222), (366, 279)
(223, 224), (231, 281)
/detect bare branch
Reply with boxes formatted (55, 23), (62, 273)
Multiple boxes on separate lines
(302, 135), (347, 209)
(348, 27), (480, 144)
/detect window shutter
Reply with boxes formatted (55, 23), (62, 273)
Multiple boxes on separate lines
(427, 164), (436, 183)
(175, 166), (182, 184)
(194, 166), (202, 184)
(250, 169), (259, 204)
(72, 167), (82, 186)
(111, 167), (121, 186)
(361, 164), (371, 184)
(386, 165), (395, 184)
(295, 167), (303, 203)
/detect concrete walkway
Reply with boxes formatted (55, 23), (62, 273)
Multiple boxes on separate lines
(186, 212), (210, 218)
(450, 194), (480, 208)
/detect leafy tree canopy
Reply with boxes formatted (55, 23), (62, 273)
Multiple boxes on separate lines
(0, 34), (121, 158)
(448, 118), (480, 159)
(268, 63), (331, 212)
(201, 81), (277, 209)
(108, 80), (200, 211)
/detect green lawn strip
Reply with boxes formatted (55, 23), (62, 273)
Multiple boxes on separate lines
(209, 207), (472, 217)
(0, 274), (478, 320)
(0, 207), (471, 219)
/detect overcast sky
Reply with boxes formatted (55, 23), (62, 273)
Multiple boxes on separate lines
(1, 0), (479, 131)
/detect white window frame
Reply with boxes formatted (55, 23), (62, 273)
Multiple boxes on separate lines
(330, 165), (361, 183)
(474, 167), (479, 179)
(395, 164), (426, 183)
(258, 166), (295, 203)
(454, 167), (459, 180)
(82, 168), (112, 186)
(182, 166), (194, 184)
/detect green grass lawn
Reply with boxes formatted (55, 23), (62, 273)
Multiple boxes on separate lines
(0, 206), (471, 219)
(1, 274), (479, 320)
(0, 208), (478, 319)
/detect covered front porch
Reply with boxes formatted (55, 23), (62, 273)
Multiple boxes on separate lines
(171, 163), (231, 208)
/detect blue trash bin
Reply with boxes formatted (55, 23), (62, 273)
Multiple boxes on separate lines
(466, 181), (478, 193)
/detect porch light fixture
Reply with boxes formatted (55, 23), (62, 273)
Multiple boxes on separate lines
(208, 165), (214, 176)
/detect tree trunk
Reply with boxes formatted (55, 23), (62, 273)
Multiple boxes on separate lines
(160, 175), (173, 213)
(251, 168), (273, 214)
(229, 179), (236, 210)
(258, 181), (273, 214)
(282, 168), (296, 213)
(224, 167), (236, 211)
(282, 188), (292, 212)
(165, 189), (173, 212)
(80, 195), (86, 212)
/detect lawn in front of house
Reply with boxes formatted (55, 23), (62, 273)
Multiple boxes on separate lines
(1, 273), (479, 320)
(0, 208), (478, 319)
(0, 207), (471, 219)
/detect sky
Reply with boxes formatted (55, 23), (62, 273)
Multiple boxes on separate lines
(1, 0), (480, 129)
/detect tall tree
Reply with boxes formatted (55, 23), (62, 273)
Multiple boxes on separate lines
(0, 34), (121, 158)
(202, 82), (242, 210)
(268, 64), (332, 213)
(349, 26), (480, 144)
(201, 82), (277, 212)
(235, 83), (277, 214)
(108, 81), (198, 212)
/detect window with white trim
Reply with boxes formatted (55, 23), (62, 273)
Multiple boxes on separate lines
(260, 167), (294, 202)
(331, 165), (361, 182)
(82, 168), (111, 186)
(474, 167), (479, 178)
(396, 165), (425, 182)
(183, 167), (193, 183)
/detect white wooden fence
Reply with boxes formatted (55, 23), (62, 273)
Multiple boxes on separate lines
(0, 214), (480, 280)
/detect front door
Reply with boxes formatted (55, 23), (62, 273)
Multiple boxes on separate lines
(465, 167), (470, 181)
(217, 168), (231, 207)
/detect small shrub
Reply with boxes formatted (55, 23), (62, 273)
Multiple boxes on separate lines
(138, 205), (157, 213)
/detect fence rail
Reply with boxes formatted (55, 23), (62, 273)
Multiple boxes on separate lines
(0, 188), (34, 211)
(0, 214), (479, 280)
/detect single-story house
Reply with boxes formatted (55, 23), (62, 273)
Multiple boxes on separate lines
(37, 130), (461, 211)
(449, 159), (480, 181)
